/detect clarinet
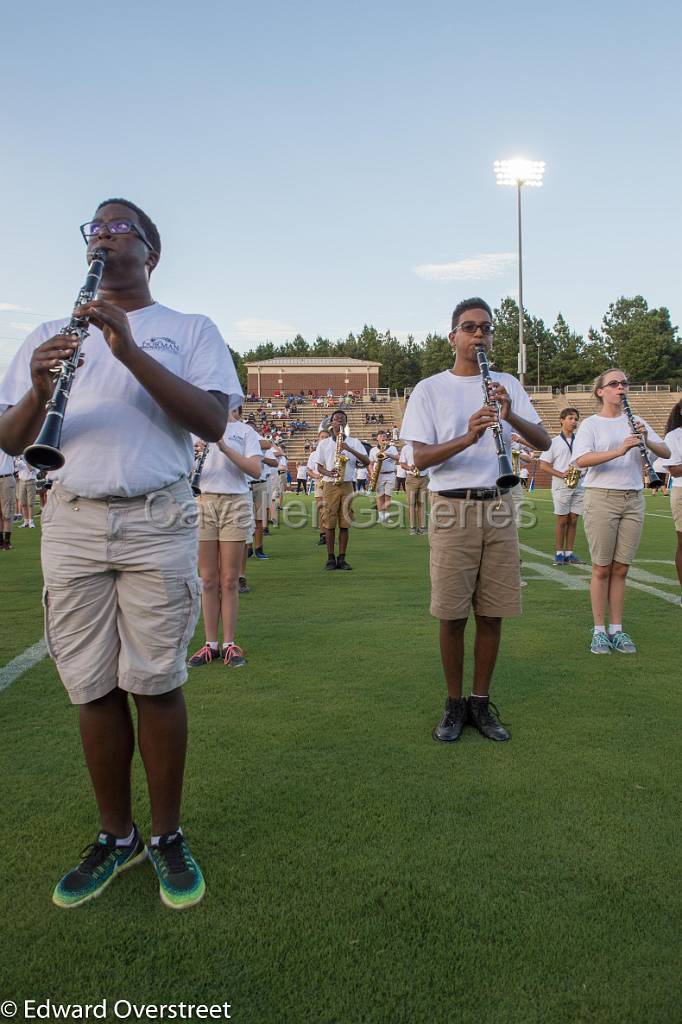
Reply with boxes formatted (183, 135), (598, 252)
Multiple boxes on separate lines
(620, 394), (662, 488)
(24, 249), (108, 472)
(190, 444), (210, 496)
(475, 344), (520, 489)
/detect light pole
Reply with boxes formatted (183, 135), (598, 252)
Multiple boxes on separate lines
(494, 158), (545, 387)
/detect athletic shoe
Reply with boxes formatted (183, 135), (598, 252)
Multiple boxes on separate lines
(609, 631), (637, 654)
(336, 557), (352, 571)
(553, 553), (565, 565)
(564, 554), (584, 565)
(223, 643), (247, 667)
(254, 549), (269, 559)
(52, 826), (147, 909)
(28, 521), (36, 528)
(417, 528), (427, 535)
(187, 644), (221, 667)
(19, 522), (29, 528)
(317, 535), (327, 545)
(590, 631), (612, 655)
(148, 832), (206, 911)
(3, 539), (11, 550)
(467, 697), (510, 742)
(432, 697), (467, 743)
(410, 528), (418, 535)
(238, 577), (251, 594)
(325, 556), (338, 570)
(263, 527), (270, 536)
(247, 546), (254, 558)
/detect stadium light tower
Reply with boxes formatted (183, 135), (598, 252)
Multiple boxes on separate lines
(494, 158), (545, 386)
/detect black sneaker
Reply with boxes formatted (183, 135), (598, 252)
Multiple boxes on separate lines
(325, 556), (338, 570)
(317, 535), (327, 545)
(52, 825), (147, 908)
(148, 831), (206, 910)
(336, 557), (352, 571)
(467, 696), (510, 742)
(432, 697), (467, 743)
(238, 577), (251, 594)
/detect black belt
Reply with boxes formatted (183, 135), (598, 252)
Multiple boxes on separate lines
(0, 473), (15, 478)
(437, 488), (510, 500)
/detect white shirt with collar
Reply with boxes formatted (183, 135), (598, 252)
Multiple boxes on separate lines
(316, 434), (365, 483)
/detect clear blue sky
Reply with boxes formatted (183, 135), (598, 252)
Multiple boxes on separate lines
(2, 0), (680, 374)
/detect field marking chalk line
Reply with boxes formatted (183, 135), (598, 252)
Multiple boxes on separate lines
(0, 640), (48, 693)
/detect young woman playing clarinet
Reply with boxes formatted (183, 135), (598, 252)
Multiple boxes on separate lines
(662, 398), (682, 603)
(573, 369), (670, 654)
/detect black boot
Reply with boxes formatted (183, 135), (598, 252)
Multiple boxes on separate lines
(432, 697), (467, 743)
(467, 696), (510, 742)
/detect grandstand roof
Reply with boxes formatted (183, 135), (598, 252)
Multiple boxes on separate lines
(244, 357), (382, 367)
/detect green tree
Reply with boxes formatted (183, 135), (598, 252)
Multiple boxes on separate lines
(602, 296), (682, 382)
(229, 346), (246, 390)
(490, 298), (552, 382)
(419, 333), (452, 378)
(547, 314), (585, 388)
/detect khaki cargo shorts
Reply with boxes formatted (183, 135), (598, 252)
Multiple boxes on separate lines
(0, 476), (16, 520)
(428, 494), (522, 620)
(321, 481), (355, 529)
(671, 489), (682, 532)
(41, 479), (201, 705)
(251, 480), (269, 523)
(17, 479), (37, 508)
(198, 492), (253, 542)
(375, 473), (395, 497)
(583, 487), (644, 566)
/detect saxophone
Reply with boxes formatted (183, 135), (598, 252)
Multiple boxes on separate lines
(333, 427), (349, 484)
(564, 464), (581, 489)
(369, 442), (387, 492)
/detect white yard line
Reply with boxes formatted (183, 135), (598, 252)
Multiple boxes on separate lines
(519, 543), (680, 606)
(0, 640), (48, 693)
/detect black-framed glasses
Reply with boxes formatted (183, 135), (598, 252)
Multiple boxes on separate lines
(602, 379), (629, 389)
(80, 219), (155, 251)
(455, 321), (494, 336)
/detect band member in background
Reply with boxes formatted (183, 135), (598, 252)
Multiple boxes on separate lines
(400, 298), (550, 743)
(400, 442), (428, 535)
(395, 456), (407, 492)
(307, 430), (328, 544)
(274, 448), (288, 510)
(355, 463), (368, 492)
(539, 407), (585, 565)
(317, 409), (369, 570)
(369, 430), (400, 524)
(14, 455), (38, 528)
(0, 448), (17, 549)
(188, 407), (262, 668)
(251, 443), (279, 559)
(295, 457), (308, 493)
(662, 399), (682, 602)
(573, 369), (669, 654)
(0, 198), (242, 909)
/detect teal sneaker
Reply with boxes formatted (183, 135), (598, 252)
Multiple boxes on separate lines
(609, 631), (637, 654)
(590, 631), (612, 655)
(148, 831), (206, 910)
(52, 826), (147, 908)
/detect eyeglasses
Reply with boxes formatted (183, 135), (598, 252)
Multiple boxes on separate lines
(455, 321), (494, 336)
(601, 379), (629, 389)
(80, 219), (155, 251)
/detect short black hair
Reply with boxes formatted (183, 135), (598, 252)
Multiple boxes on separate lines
(559, 407), (580, 420)
(95, 197), (161, 255)
(332, 408), (348, 422)
(451, 297), (493, 331)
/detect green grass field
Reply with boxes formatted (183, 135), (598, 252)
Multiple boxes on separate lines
(1, 490), (680, 1024)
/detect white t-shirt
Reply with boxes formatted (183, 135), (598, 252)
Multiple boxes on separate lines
(0, 303), (242, 498)
(316, 434), (365, 483)
(296, 463), (307, 480)
(278, 456), (288, 473)
(539, 434), (583, 489)
(400, 369), (541, 491)
(356, 466), (368, 481)
(306, 449), (320, 475)
(369, 444), (399, 473)
(14, 456), (37, 481)
(663, 427), (682, 488)
(199, 421), (262, 495)
(0, 449), (15, 475)
(573, 413), (663, 490)
(262, 447), (279, 479)
(399, 442), (428, 477)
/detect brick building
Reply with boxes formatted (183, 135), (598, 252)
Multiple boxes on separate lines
(245, 357), (381, 398)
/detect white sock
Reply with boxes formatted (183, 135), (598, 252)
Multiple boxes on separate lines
(565, 550), (573, 556)
(115, 826), (136, 847)
(469, 692), (489, 701)
(207, 641), (219, 651)
(151, 827), (182, 847)
(607, 624), (622, 635)
(556, 550), (562, 557)
(593, 625), (606, 635)
(223, 641), (234, 649)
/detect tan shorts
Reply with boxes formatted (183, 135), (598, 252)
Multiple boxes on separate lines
(314, 478), (325, 498)
(41, 479), (201, 705)
(671, 489), (682, 532)
(405, 475), (428, 505)
(375, 473), (395, 497)
(198, 492), (253, 542)
(321, 481), (355, 529)
(251, 480), (269, 522)
(428, 494), (522, 620)
(0, 476), (16, 519)
(583, 487), (644, 566)
(17, 479), (37, 508)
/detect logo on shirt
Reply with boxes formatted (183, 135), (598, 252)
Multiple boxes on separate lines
(140, 337), (179, 355)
